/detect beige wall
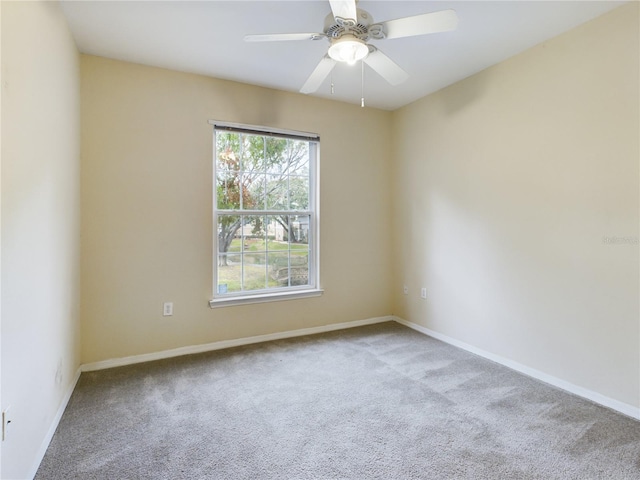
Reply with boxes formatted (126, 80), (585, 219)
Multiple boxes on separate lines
(391, 3), (639, 409)
(80, 56), (393, 364)
(1, 2), (81, 478)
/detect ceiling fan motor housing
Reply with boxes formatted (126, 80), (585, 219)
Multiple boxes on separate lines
(323, 9), (385, 41)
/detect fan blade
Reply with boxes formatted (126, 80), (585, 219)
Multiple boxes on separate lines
(329, 0), (357, 23)
(363, 48), (408, 86)
(381, 9), (458, 40)
(300, 56), (337, 94)
(244, 33), (324, 42)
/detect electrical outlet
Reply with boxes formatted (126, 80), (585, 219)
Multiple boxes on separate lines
(421, 287), (427, 299)
(2, 406), (12, 441)
(403, 285), (409, 295)
(163, 302), (173, 316)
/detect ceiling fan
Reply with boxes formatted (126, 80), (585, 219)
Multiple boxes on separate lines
(244, 0), (458, 94)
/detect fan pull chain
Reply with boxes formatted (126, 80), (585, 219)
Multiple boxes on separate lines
(331, 71), (334, 95)
(361, 60), (365, 108)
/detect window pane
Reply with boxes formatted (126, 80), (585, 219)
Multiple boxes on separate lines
(247, 173), (266, 211)
(268, 252), (289, 287)
(267, 251), (309, 287)
(289, 175), (309, 210)
(265, 137), (288, 174)
(216, 132), (241, 172)
(217, 137), (310, 212)
(243, 253), (267, 291)
(241, 135), (264, 173)
(287, 140), (309, 176)
(243, 215), (266, 251)
(216, 176), (241, 210)
(288, 140), (309, 175)
(290, 254), (310, 286)
(218, 253), (241, 293)
(238, 172), (256, 210)
(290, 215), (310, 246)
(266, 175), (288, 210)
(290, 261), (309, 286)
(267, 215), (288, 243)
(217, 215), (241, 253)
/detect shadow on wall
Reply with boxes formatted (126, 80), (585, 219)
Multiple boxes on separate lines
(214, 81), (284, 127)
(435, 71), (489, 117)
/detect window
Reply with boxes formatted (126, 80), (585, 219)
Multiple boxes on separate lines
(209, 122), (321, 306)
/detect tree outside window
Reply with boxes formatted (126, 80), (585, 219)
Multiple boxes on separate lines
(213, 126), (318, 299)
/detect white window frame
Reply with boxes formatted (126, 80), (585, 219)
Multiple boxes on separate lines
(209, 121), (322, 307)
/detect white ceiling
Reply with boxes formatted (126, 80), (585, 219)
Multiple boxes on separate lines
(60, 0), (625, 111)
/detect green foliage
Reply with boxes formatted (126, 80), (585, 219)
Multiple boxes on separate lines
(216, 132), (309, 212)
(215, 130), (313, 289)
(215, 131), (311, 258)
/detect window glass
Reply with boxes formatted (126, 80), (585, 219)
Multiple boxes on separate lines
(213, 126), (318, 302)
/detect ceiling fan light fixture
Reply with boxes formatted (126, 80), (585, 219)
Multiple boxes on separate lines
(328, 35), (368, 65)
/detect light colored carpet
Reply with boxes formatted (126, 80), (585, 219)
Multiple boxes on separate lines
(36, 322), (640, 479)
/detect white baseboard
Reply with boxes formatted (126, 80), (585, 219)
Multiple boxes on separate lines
(27, 367), (82, 480)
(393, 316), (640, 421)
(81, 316), (394, 372)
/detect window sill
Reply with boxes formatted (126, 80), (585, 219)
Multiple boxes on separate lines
(209, 288), (324, 308)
